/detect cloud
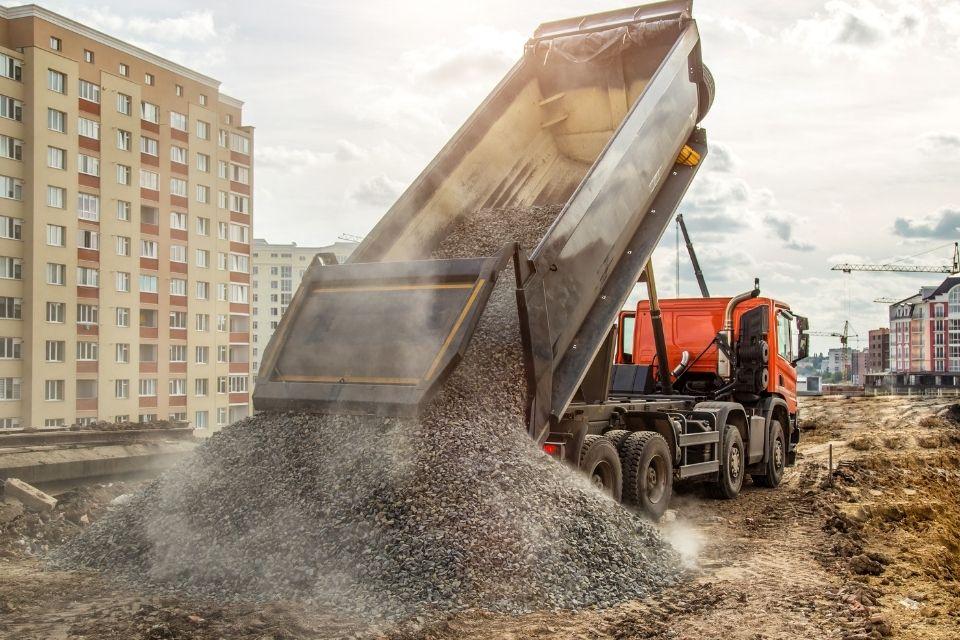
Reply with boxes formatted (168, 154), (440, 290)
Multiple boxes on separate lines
(333, 139), (365, 162)
(350, 174), (406, 207)
(893, 208), (960, 238)
(401, 25), (521, 87)
(706, 142), (737, 173)
(75, 8), (221, 43)
(919, 132), (960, 155)
(763, 212), (816, 252)
(786, 1), (925, 57)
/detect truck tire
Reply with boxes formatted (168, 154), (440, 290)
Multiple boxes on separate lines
(620, 432), (672, 520)
(709, 424), (744, 499)
(696, 64), (715, 123)
(579, 435), (623, 502)
(602, 429), (632, 451)
(752, 420), (786, 488)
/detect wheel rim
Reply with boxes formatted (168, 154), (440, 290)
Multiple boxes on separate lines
(729, 443), (742, 481)
(773, 436), (785, 472)
(645, 454), (667, 503)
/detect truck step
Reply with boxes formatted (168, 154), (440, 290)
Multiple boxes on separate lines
(678, 431), (720, 447)
(678, 460), (719, 479)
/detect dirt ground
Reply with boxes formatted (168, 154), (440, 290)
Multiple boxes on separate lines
(1, 395), (958, 640)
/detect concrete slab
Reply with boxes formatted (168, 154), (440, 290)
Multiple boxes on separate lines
(4, 477), (57, 512)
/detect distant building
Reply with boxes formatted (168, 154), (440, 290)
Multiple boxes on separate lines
(850, 349), (867, 384)
(824, 348), (846, 375)
(250, 239), (355, 384)
(867, 328), (890, 373)
(885, 275), (960, 389)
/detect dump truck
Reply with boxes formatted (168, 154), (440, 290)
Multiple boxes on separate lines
(254, 1), (808, 518)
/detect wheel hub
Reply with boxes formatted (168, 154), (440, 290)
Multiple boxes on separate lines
(645, 455), (667, 503)
(729, 444), (742, 480)
(774, 437), (784, 470)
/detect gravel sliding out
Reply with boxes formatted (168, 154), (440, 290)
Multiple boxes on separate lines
(54, 204), (682, 619)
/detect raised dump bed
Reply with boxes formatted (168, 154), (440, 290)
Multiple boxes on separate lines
(255, 1), (712, 439)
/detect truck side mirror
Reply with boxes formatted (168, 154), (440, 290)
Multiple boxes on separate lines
(793, 315), (809, 365)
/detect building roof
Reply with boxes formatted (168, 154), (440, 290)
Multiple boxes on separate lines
(0, 4), (222, 89)
(924, 276), (960, 300)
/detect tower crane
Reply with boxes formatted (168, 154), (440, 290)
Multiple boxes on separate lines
(806, 320), (859, 381)
(831, 242), (959, 274)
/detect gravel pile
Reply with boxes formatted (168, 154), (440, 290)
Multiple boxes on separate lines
(54, 204), (682, 619)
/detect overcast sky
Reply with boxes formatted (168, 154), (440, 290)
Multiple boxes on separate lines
(16, 0), (960, 353)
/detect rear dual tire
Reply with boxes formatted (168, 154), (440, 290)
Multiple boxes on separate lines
(619, 431), (673, 521)
(579, 435), (622, 502)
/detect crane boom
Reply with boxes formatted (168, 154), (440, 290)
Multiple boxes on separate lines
(831, 242), (959, 274)
(676, 213), (709, 297)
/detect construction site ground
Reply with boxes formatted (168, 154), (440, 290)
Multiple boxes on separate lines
(1, 395), (958, 640)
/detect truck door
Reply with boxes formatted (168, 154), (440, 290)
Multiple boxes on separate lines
(616, 310), (636, 364)
(775, 310), (799, 411)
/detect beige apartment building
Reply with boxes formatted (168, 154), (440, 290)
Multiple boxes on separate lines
(250, 238), (353, 383)
(0, 5), (253, 431)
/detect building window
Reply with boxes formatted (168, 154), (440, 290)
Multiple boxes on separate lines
(76, 341), (98, 361)
(119, 62), (129, 77)
(47, 108), (66, 132)
(175, 84), (183, 97)
(144, 72), (155, 86)
(78, 117), (100, 140)
(196, 249), (210, 268)
(116, 272), (131, 293)
(170, 310), (187, 329)
(45, 341), (65, 362)
(218, 129), (228, 147)
(217, 314), (228, 332)
(196, 217), (210, 236)
(0, 257), (21, 280)
(170, 111), (187, 131)
(195, 378), (208, 397)
(46, 224), (65, 247)
(0, 96), (21, 125)
(170, 178), (188, 197)
(229, 194), (250, 214)
(45, 380), (64, 401)
(0, 417), (20, 428)
(115, 236), (131, 256)
(78, 193), (100, 221)
(196, 185), (210, 204)
(196, 120), (210, 140)
(47, 146), (66, 169)
(169, 345), (187, 363)
(116, 164), (132, 185)
(76, 266), (98, 287)
(83, 49), (94, 63)
(231, 164), (250, 184)
(195, 411), (208, 429)
(139, 274), (158, 293)
(0, 135), (22, 160)
(140, 169), (159, 190)
(77, 229), (99, 251)
(0, 337), (21, 359)
(197, 153), (210, 172)
(196, 314), (210, 331)
(77, 303), (98, 325)
(139, 341), (158, 359)
(46, 302), (65, 323)
(140, 136), (159, 156)
(170, 211), (187, 230)
(1, 176), (25, 200)
(138, 379), (157, 397)
(117, 201), (132, 221)
(47, 69), (66, 93)
(196, 281), (210, 300)
(117, 93), (132, 115)
(115, 379), (129, 399)
(47, 186), (66, 208)
(47, 263), (66, 286)
(116, 343), (130, 363)
(170, 244), (186, 262)
(199, 94), (208, 107)
(116, 129), (132, 151)
(78, 154), (99, 176)
(195, 346), (209, 364)
(140, 101), (159, 123)
(230, 133), (251, 155)
(0, 54), (22, 82)
(116, 307), (130, 327)
(170, 378), (186, 396)
(49, 36), (62, 51)
(0, 297), (21, 320)
(78, 79), (100, 103)
(170, 278), (187, 297)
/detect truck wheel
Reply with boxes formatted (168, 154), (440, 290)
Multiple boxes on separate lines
(696, 64), (715, 123)
(620, 432), (672, 520)
(602, 429), (632, 451)
(579, 435), (623, 502)
(752, 420), (786, 488)
(709, 424), (744, 499)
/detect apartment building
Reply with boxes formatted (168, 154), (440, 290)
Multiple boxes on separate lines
(250, 238), (354, 382)
(866, 327), (889, 373)
(886, 276), (960, 388)
(0, 5), (253, 431)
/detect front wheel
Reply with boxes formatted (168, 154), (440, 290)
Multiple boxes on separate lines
(620, 432), (673, 520)
(709, 424), (744, 499)
(752, 420), (786, 488)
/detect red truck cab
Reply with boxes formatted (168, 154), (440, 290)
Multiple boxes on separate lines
(617, 296), (806, 415)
